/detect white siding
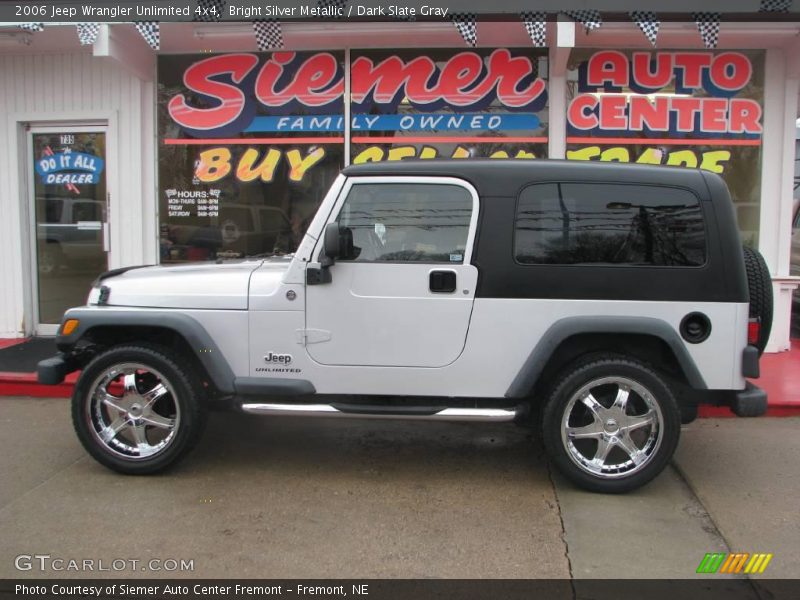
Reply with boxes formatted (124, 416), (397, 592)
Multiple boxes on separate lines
(0, 52), (155, 337)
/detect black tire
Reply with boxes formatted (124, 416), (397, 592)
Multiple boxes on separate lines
(541, 355), (681, 494)
(742, 245), (773, 355)
(72, 344), (207, 474)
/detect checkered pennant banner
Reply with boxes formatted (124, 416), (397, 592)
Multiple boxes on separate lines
(76, 23), (100, 45)
(629, 11), (660, 46)
(562, 10), (602, 32)
(134, 21), (160, 50)
(317, 0), (347, 18)
(450, 13), (477, 47)
(193, 0), (225, 22)
(693, 12), (721, 49)
(253, 19), (283, 50)
(19, 23), (44, 32)
(520, 11), (547, 47)
(759, 0), (792, 12)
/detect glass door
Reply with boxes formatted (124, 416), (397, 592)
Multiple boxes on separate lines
(29, 128), (108, 335)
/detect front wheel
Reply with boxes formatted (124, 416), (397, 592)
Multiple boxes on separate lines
(72, 344), (207, 474)
(541, 356), (680, 493)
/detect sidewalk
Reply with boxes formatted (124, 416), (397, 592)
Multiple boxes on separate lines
(2, 337), (798, 416)
(0, 395), (797, 581)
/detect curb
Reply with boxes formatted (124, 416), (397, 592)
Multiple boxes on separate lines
(697, 404), (800, 418)
(0, 372), (78, 398)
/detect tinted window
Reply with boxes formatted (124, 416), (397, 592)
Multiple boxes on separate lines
(515, 183), (705, 266)
(336, 183), (472, 263)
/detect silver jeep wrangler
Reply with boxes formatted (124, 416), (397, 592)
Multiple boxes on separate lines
(38, 160), (772, 493)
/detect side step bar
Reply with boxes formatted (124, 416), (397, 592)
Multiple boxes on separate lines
(240, 403), (521, 423)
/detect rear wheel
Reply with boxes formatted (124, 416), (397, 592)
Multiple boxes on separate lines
(542, 355), (681, 493)
(72, 344), (206, 474)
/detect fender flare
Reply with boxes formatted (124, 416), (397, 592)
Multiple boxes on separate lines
(57, 308), (236, 394)
(504, 316), (707, 398)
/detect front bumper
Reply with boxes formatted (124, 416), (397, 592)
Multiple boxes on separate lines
(729, 382), (768, 417)
(37, 353), (79, 385)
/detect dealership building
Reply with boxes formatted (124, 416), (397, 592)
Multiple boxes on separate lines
(0, 5), (798, 351)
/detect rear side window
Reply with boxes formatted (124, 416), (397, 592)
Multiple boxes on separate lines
(514, 183), (706, 266)
(336, 182), (473, 263)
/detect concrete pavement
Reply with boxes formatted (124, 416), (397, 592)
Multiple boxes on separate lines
(0, 398), (567, 579)
(675, 418), (800, 579)
(0, 397), (798, 582)
(553, 463), (731, 579)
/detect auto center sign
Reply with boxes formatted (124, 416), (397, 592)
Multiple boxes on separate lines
(563, 48), (764, 245)
(568, 51), (762, 139)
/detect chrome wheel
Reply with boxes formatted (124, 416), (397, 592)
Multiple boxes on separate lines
(85, 363), (181, 460)
(560, 376), (663, 479)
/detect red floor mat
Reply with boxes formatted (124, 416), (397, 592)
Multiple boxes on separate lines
(699, 338), (800, 417)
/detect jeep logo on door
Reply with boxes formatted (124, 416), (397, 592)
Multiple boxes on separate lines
(264, 352), (292, 365)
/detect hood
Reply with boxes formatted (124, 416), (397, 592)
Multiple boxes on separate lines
(92, 258), (290, 310)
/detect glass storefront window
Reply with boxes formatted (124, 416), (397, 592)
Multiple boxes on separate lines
(158, 47), (766, 258)
(157, 52), (345, 262)
(157, 48), (549, 263)
(564, 49), (765, 246)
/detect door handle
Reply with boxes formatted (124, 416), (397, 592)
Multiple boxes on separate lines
(429, 270), (457, 293)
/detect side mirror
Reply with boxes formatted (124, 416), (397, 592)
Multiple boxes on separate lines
(321, 222), (341, 267)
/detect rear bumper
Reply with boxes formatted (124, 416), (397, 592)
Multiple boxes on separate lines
(682, 381), (768, 421)
(728, 382), (768, 417)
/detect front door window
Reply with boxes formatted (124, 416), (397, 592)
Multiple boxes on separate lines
(335, 182), (473, 263)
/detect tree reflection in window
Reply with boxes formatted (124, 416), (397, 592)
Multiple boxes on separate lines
(515, 183), (706, 266)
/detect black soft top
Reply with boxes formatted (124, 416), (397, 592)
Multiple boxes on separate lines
(342, 159), (714, 199)
(343, 159), (746, 304)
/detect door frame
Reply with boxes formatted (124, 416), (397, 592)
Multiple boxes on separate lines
(304, 175), (481, 368)
(19, 116), (117, 336)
